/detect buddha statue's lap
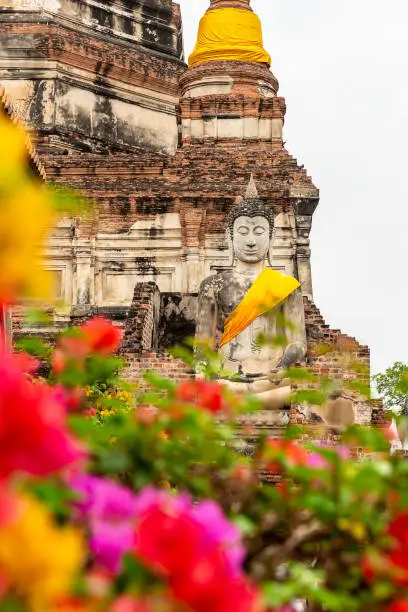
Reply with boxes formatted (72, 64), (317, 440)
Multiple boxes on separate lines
(196, 176), (307, 410)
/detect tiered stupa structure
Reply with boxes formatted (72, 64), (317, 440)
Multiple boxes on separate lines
(0, 0), (380, 429)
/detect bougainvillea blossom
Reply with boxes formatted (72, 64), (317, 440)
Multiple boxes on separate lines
(132, 488), (260, 612)
(0, 351), (84, 478)
(71, 475), (139, 573)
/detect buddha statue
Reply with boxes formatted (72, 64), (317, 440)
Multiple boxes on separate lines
(196, 176), (307, 410)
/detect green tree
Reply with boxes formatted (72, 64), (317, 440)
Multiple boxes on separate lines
(373, 361), (408, 412)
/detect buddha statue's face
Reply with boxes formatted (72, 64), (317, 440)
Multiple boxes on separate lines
(232, 215), (270, 264)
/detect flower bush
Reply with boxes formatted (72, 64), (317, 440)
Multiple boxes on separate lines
(2, 105), (408, 612)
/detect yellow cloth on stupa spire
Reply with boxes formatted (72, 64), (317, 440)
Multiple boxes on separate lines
(188, 8), (271, 68)
(220, 269), (300, 348)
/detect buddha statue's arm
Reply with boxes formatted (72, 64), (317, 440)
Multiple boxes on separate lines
(279, 288), (307, 369)
(195, 278), (219, 374)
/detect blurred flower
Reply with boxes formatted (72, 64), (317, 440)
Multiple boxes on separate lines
(0, 350), (84, 478)
(363, 513), (408, 587)
(0, 485), (19, 528)
(305, 452), (328, 470)
(231, 464), (254, 485)
(111, 594), (179, 612)
(70, 475), (138, 573)
(387, 513), (408, 586)
(0, 116), (53, 305)
(132, 488), (259, 612)
(0, 496), (84, 611)
(265, 439), (308, 472)
(52, 318), (123, 377)
(388, 603), (408, 612)
(175, 380), (225, 414)
(0, 114), (28, 180)
(81, 317), (123, 354)
(194, 500), (245, 571)
(111, 596), (150, 612)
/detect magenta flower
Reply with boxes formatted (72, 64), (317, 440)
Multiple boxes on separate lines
(193, 500), (245, 571)
(71, 475), (139, 573)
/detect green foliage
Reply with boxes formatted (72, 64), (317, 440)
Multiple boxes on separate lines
(11, 314), (408, 611)
(373, 361), (408, 412)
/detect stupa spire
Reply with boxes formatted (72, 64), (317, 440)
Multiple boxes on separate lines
(245, 173), (259, 199)
(209, 0), (252, 10)
(188, 0), (271, 68)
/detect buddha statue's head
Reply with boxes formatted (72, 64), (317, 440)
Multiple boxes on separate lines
(227, 175), (274, 266)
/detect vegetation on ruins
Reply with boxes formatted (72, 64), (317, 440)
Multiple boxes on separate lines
(2, 99), (408, 612)
(373, 362), (408, 413)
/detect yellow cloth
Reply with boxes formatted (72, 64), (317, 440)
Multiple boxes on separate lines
(220, 268), (300, 348)
(189, 8), (271, 68)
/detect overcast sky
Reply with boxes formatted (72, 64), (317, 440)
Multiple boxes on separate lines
(178, 0), (408, 376)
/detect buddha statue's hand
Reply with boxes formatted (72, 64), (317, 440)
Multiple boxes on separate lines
(267, 368), (286, 384)
(279, 342), (307, 370)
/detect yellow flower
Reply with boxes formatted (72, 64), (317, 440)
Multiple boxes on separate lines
(0, 496), (84, 612)
(0, 116), (53, 303)
(338, 518), (366, 541)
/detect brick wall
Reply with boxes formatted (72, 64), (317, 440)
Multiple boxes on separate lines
(121, 283), (161, 354)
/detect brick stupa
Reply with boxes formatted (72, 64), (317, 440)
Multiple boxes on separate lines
(0, 0), (380, 431)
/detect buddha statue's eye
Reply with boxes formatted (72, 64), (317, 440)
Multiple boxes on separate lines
(237, 226), (250, 235)
(254, 226), (266, 235)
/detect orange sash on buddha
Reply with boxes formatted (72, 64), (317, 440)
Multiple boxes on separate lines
(220, 269), (300, 348)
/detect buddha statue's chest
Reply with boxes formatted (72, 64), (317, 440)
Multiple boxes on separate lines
(217, 278), (252, 318)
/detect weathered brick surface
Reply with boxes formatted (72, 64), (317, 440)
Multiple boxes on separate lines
(43, 145), (318, 242)
(122, 353), (191, 387)
(121, 283), (161, 354)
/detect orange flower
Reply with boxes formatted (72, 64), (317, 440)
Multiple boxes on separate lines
(175, 380), (226, 414)
(81, 317), (123, 355)
(265, 439), (309, 473)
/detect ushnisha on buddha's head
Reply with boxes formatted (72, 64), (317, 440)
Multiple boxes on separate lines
(227, 175), (274, 266)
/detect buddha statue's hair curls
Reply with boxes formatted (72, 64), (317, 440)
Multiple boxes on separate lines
(227, 198), (274, 238)
(227, 174), (274, 238)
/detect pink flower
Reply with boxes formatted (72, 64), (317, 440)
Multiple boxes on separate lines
(193, 500), (245, 571)
(305, 452), (328, 470)
(70, 475), (138, 573)
(111, 597), (150, 612)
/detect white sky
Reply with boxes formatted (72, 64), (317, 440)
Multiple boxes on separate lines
(178, 0), (408, 376)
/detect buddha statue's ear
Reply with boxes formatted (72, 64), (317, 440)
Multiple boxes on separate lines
(267, 224), (275, 267)
(226, 196), (242, 268)
(227, 230), (234, 267)
(267, 247), (273, 267)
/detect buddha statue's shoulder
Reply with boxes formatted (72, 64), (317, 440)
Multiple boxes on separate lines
(198, 271), (234, 298)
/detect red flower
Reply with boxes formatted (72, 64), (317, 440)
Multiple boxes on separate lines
(52, 318), (122, 376)
(265, 439), (308, 472)
(0, 484), (19, 528)
(388, 513), (408, 586)
(0, 351), (84, 478)
(171, 547), (259, 612)
(388, 602), (408, 612)
(136, 506), (204, 576)
(81, 317), (122, 355)
(133, 491), (261, 612)
(389, 513), (408, 548)
(175, 380), (225, 414)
